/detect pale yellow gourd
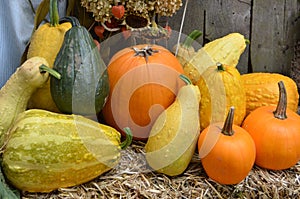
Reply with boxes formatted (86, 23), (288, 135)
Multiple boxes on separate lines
(145, 75), (201, 176)
(0, 57), (60, 147)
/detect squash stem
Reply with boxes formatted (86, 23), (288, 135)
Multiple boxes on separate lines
(182, 30), (202, 48)
(120, 127), (133, 149)
(50, 0), (59, 26)
(39, 64), (61, 79)
(221, 107), (235, 136)
(273, 81), (288, 120)
(179, 74), (192, 85)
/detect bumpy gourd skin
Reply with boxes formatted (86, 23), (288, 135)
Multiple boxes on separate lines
(2, 109), (122, 193)
(27, 15), (71, 112)
(241, 73), (299, 115)
(0, 57), (49, 147)
(197, 63), (246, 131)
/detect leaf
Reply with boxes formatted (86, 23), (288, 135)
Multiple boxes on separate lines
(33, 0), (50, 31)
(0, 160), (20, 199)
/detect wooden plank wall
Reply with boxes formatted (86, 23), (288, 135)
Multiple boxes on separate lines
(160, 0), (300, 75)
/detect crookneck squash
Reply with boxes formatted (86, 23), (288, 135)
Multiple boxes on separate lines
(2, 109), (132, 193)
(145, 75), (201, 176)
(50, 16), (109, 116)
(0, 57), (60, 148)
(27, 0), (71, 112)
(196, 62), (246, 130)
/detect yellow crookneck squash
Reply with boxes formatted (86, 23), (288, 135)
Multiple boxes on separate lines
(27, 0), (71, 112)
(196, 62), (246, 131)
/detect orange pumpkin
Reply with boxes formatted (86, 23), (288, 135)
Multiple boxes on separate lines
(198, 107), (256, 185)
(242, 81), (300, 170)
(102, 44), (185, 140)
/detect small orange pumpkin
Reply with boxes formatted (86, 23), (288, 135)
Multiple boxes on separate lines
(102, 44), (184, 140)
(198, 107), (256, 185)
(242, 81), (300, 170)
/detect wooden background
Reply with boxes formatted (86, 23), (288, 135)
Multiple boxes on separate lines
(159, 0), (300, 75)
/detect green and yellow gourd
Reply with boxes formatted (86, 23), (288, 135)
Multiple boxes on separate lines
(50, 16), (109, 116)
(2, 109), (132, 193)
(27, 0), (71, 112)
(197, 62), (246, 131)
(145, 75), (201, 176)
(0, 57), (60, 147)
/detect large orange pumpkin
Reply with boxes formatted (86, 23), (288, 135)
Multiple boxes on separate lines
(242, 81), (300, 170)
(102, 44), (185, 140)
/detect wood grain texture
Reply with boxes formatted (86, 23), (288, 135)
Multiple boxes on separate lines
(163, 0), (300, 75)
(251, 0), (300, 75)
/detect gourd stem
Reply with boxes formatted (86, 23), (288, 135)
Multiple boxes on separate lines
(120, 127), (133, 149)
(182, 30), (202, 48)
(221, 107), (235, 136)
(273, 81), (288, 120)
(217, 62), (225, 71)
(59, 16), (81, 27)
(179, 74), (192, 85)
(49, 0), (59, 26)
(39, 64), (61, 80)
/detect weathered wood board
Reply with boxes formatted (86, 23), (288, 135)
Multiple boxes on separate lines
(163, 0), (300, 75)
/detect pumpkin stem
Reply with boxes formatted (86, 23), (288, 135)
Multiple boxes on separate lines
(132, 46), (159, 63)
(39, 64), (61, 80)
(120, 127), (133, 149)
(216, 62), (225, 71)
(273, 81), (288, 120)
(182, 30), (202, 48)
(49, 0), (59, 26)
(221, 107), (235, 136)
(179, 74), (192, 85)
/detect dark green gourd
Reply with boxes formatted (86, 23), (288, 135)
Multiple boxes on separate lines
(51, 16), (109, 115)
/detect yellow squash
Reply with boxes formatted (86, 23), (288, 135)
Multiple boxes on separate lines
(145, 75), (201, 176)
(0, 57), (60, 147)
(197, 63), (246, 130)
(241, 72), (299, 115)
(27, 0), (71, 112)
(184, 32), (247, 84)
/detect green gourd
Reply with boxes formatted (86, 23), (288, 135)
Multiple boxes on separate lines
(50, 16), (109, 115)
(2, 109), (132, 193)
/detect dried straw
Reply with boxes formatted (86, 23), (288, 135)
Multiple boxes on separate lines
(22, 140), (300, 199)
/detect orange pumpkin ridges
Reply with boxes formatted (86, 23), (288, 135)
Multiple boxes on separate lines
(242, 81), (300, 170)
(102, 44), (185, 140)
(198, 107), (256, 185)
